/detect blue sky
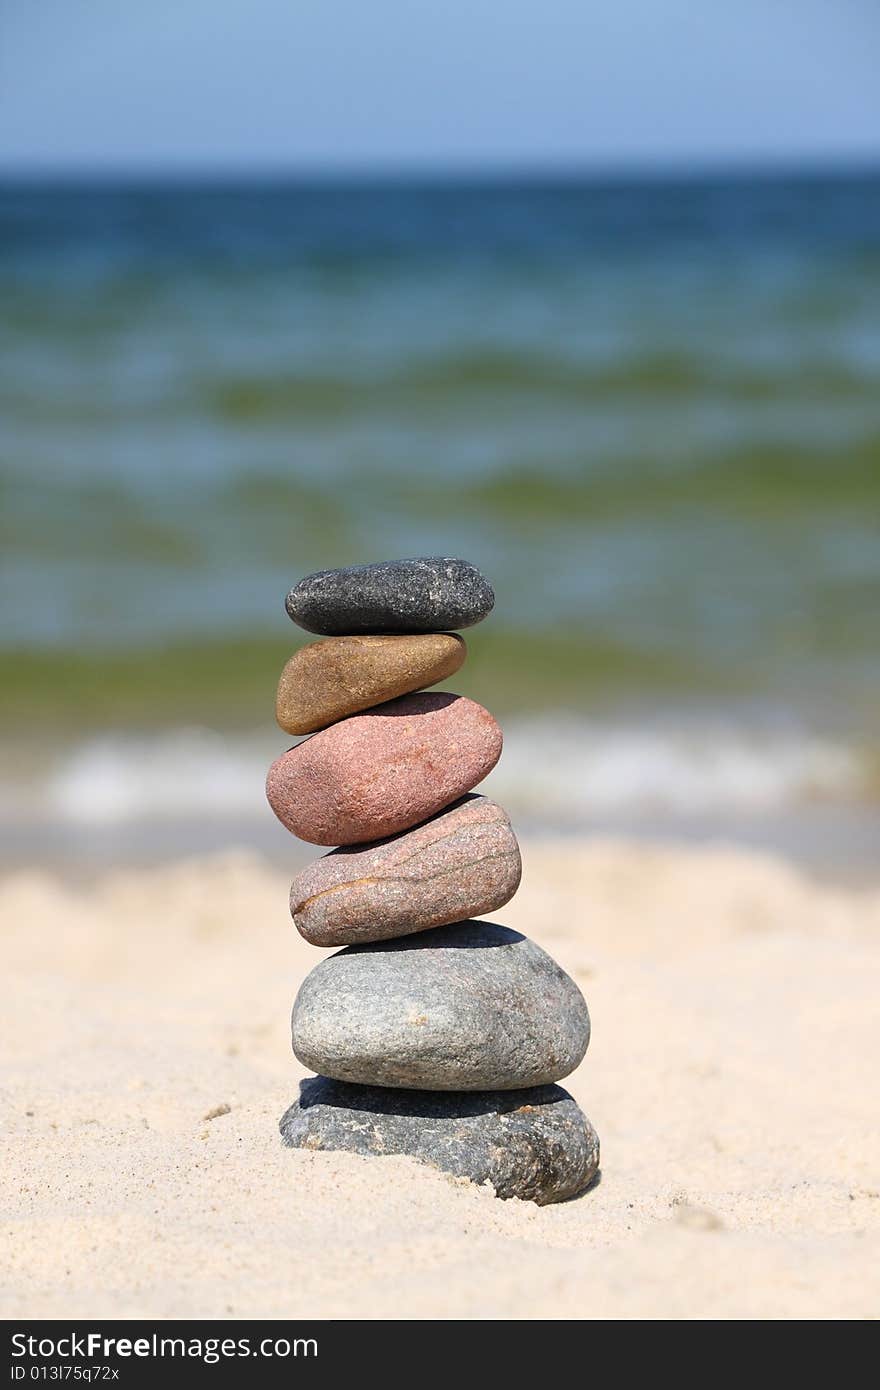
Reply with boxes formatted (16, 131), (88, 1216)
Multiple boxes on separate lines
(1, 0), (879, 172)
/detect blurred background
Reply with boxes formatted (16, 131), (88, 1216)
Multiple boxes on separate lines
(1, 1), (879, 876)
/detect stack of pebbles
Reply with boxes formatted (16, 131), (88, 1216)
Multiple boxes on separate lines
(266, 558), (599, 1205)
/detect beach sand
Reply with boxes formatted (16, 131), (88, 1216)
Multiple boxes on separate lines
(2, 838), (878, 1320)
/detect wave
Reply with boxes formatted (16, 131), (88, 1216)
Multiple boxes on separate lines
(490, 715), (869, 818)
(1, 716), (870, 830)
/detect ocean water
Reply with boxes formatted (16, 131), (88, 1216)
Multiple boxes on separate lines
(1, 172), (879, 868)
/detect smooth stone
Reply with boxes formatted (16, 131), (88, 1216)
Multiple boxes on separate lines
(290, 795), (522, 946)
(266, 692), (502, 846)
(276, 633), (466, 736)
(291, 920), (590, 1090)
(280, 1077), (600, 1206)
(285, 557), (495, 635)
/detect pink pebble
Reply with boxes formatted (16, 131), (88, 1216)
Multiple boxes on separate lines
(266, 692), (502, 846)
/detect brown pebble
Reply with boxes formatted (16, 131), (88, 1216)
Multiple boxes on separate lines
(266, 692), (502, 846)
(290, 794), (521, 946)
(275, 633), (466, 735)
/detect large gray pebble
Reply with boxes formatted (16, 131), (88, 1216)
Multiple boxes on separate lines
(280, 1077), (599, 1205)
(285, 557), (494, 635)
(291, 920), (590, 1090)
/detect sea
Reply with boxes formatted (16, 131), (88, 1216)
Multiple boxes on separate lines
(1, 170), (879, 874)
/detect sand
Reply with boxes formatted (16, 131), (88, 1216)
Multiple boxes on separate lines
(2, 838), (878, 1320)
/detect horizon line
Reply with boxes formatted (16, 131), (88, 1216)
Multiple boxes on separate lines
(1, 152), (879, 186)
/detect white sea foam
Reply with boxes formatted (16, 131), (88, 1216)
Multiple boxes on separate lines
(0, 714), (868, 829)
(41, 728), (271, 825)
(485, 715), (867, 819)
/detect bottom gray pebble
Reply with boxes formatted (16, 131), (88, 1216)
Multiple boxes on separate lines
(280, 1075), (600, 1206)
